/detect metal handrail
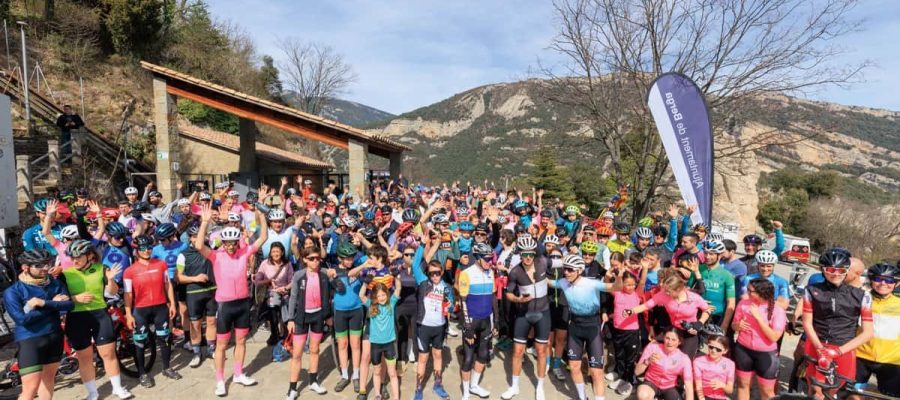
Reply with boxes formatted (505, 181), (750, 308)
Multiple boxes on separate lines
(29, 151), (49, 166)
(32, 166), (51, 181)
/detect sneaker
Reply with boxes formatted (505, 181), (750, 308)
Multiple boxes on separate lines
(433, 384), (450, 399)
(85, 393), (100, 400)
(356, 393), (367, 400)
(616, 381), (633, 397)
(309, 382), (328, 395)
(469, 385), (489, 398)
(604, 372), (618, 382)
(353, 379), (361, 393)
(607, 378), (623, 390)
(447, 325), (460, 337)
(413, 390), (424, 400)
(215, 381), (227, 397)
(501, 386), (519, 400)
(286, 389), (299, 400)
(233, 374), (258, 386)
(162, 368), (182, 380)
(335, 377), (351, 392)
(182, 341), (192, 351)
(189, 354), (202, 368)
(536, 387), (545, 400)
(111, 387), (133, 400)
(551, 366), (567, 381)
(381, 384), (390, 400)
(526, 346), (536, 357)
(139, 374), (155, 388)
(461, 395), (471, 400)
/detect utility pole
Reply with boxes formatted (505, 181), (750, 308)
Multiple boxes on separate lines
(3, 20), (10, 70)
(17, 21), (30, 130)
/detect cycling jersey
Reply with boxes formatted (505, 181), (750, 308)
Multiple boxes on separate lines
(693, 355), (735, 400)
(612, 290), (641, 330)
(176, 246), (216, 294)
(59, 263), (109, 312)
(332, 269), (363, 311)
(741, 273), (790, 302)
(639, 342), (693, 390)
(51, 241), (75, 270)
(506, 257), (550, 315)
(554, 277), (608, 317)
(3, 278), (73, 341)
(262, 227), (294, 259)
(700, 264), (736, 316)
(644, 289), (709, 329)
(855, 293), (900, 365)
(206, 244), (258, 302)
(364, 295), (399, 345)
(97, 240), (132, 282)
(803, 281), (873, 345)
(606, 238), (633, 255)
(22, 223), (62, 256)
(361, 265), (395, 292)
(457, 236), (474, 254)
(733, 298), (787, 352)
(123, 259), (169, 308)
(151, 240), (189, 279)
(458, 265), (495, 321)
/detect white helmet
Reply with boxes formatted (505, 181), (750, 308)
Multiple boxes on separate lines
(544, 234), (559, 246)
(124, 186), (138, 195)
(177, 198), (191, 206)
(706, 240), (726, 254)
(635, 227), (653, 239)
(227, 212), (241, 222)
(220, 227), (241, 241)
(517, 235), (537, 251)
(340, 215), (358, 229)
(199, 192), (212, 200)
(431, 213), (449, 224)
(707, 232), (724, 243)
(267, 209), (286, 221)
(141, 213), (156, 223)
(227, 190), (240, 197)
(60, 225), (80, 240)
(755, 250), (778, 264)
(602, 211), (615, 219)
(563, 254), (586, 270)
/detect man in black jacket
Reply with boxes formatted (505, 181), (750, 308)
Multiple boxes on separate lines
(55, 105), (84, 158)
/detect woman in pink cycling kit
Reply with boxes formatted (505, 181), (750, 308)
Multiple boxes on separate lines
(627, 274), (710, 358)
(635, 327), (694, 400)
(196, 203), (268, 397)
(693, 335), (735, 400)
(732, 278), (786, 400)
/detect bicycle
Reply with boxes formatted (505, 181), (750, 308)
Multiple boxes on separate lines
(107, 298), (156, 378)
(776, 355), (899, 400)
(0, 324), (79, 390)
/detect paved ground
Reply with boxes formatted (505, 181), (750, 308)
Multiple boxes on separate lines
(2, 264), (808, 400)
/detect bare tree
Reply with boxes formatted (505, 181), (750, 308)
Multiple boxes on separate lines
(277, 38), (357, 116)
(543, 0), (868, 222)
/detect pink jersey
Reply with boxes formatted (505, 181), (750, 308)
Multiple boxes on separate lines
(613, 291), (641, 330)
(53, 241), (76, 270)
(207, 244), (258, 302)
(693, 355), (735, 400)
(645, 290), (709, 329)
(639, 342), (693, 389)
(733, 298), (787, 352)
(304, 272), (322, 312)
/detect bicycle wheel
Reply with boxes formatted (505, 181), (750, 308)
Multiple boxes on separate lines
(115, 332), (156, 378)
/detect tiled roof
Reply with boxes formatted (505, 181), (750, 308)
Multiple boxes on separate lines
(180, 125), (333, 169)
(140, 61), (410, 153)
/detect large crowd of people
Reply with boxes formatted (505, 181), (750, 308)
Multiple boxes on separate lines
(4, 176), (899, 400)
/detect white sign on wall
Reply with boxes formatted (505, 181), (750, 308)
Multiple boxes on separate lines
(0, 95), (19, 229)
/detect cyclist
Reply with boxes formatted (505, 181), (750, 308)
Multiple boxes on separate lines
(59, 240), (130, 400)
(802, 248), (874, 399)
(693, 335), (735, 400)
(176, 225), (218, 368)
(4, 249), (74, 400)
(740, 250), (790, 309)
(94, 221), (134, 283)
(195, 203), (269, 397)
(740, 220), (785, 275)
(700, 240), (736, 332)
(150, 223), (189, 340)
(547, 237), (570, 382)
(23, 198), (65, 256)
(854, 263), (900, 397)
(732, 278), (787, 400)
(626, 272), (710, 358)
(124, 235), (181, 387)
(632, 226), (653, 255)
(458, 242), (497, 400)
(634, 327), (694, 400)
(607, 222), (634, 254)
(331, 242), (367, 393)
(502, 235), (551, 400)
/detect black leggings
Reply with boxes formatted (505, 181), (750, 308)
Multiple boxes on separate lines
(462, 319), (493, 372)
(133, 304), (172, 374)
(678, 327), (699, 359)
(395, 304), (416, 360)
(611, 327), (641, 383)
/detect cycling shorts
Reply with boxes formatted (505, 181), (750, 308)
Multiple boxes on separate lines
(65, 309), (115, 351)
(734, 342), (779, 380)
(513, 309), (551, 344)
(216, 298), (250, 334)
(417, 324), (446, 352)
(371, 341), (397, 365)
(566, 317), (604, 368)
(641, 381), (682, 400)
(186, 291), (217, 321)
(550, 304), (569, 331)
(132, 304), (171, 340)
(334, 308), (364, 338)
(294, 310), (324, 335)
(461, 318), (493, 372)
(805, 341), (856, 390)
(856, 358), (900, 397)
(17, 331), (64, 375)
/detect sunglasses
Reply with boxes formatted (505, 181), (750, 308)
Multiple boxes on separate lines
(563, 267), (576, 274)
(871, 276), (897, 285)
(707, 346), (725, 353)
(824, 266), (848, 275)
(550, 255), (562, 260)
(403, 253), (415, 258)
(137, 246), (153, 252)
(520, 252), (536, 258)
(305, 257), (322, 261)
(30, 263), (52, 270)
(427, 271), (442, 277)
(474, 232), (487, 236)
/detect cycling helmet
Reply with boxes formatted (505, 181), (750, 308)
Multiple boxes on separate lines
(595, 226), (613, 237)
(339, 215), (358, 229)
(267, 209), (286, 221)
(337, 241), (358, 258)
(285, 188), (298, 196)
(743, 234), (763, 245)
(819, 247), (851, 268)
(638, 217), (654, 227)
(431, 214), (449, 224)
(364, 210), (376, 221)
(132, 201), (150, 213)
(706, 232), (724, 243)
(755, 250), (778, 265)
(102, 208), (122, 220)
(563, 254), (586, 270)
(227, 213), (241, 222)
(583, 224), (596, 232)
(540, 209), (553, 218)
(155, 223), (177, 239)
(227, 190), (239, 197)
(693, 223), (709, 232)
(33, 198), (49, 213)
(472, 242), (493, 257)
(457, 206), (470, 216)
(60, 225), (80, 240)
(245, 192), (259, 203)
(513, 200), (529, 210)
(614, 222), (631, 234)
(199, 192), (212, 201)
(105, 222), (128, 238)
(867, 263), (900, 280)
(133, 235), (154, 249)
(148, 191), (162, 199)
(514, 223), (528, 234)
(652, 226), (668, 238)
(635, 227), (653, 239)
(401, 208), (419, 223)
(220, 227), (242, 241)
(565, 205), (580, 215)
(140, 213), (156, 223)
(458, 221), (475, 232)
(516, 235), (537, 251)
(124, 186), (138, 195)
(359, 225), (377, 240)
(177, 198), (191, 206)
(705, 240), (726, 254)
(602, 211), (615, 219)
(474, 222), (489, 233)
(18, 249), (53, 266)
(66, 239), (94, 258)
(76, 187), (89, 197)
(187, 225), (200, 237)
(580, 240), (600, 255)
(544, 234), (560, 246)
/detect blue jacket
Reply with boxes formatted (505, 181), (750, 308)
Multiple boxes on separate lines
(4, 279), (73, 341)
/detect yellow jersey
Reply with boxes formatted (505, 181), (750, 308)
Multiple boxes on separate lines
(856, 294), (900, 365)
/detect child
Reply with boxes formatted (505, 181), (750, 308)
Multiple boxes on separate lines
(693, 335), (735, 400)
(359, 282), (402, 400)
(609, 270), (646, 396)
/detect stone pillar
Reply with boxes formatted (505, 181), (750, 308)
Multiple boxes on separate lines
(16, 155), (32, 205)
(347, 139), (369, 201)
(71, 129), (84, 167)
(152, 78), (179, 201)
(389, 152), (403, 179)
(238, 118), (258, 173)
(47, 140), (61, 184)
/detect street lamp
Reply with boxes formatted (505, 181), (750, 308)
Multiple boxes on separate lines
(17, 21), (30, 130)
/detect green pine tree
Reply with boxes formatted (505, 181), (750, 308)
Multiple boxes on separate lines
(528, 147), (575, 203)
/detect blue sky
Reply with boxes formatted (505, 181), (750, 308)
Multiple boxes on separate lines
(208, 0), (900, 115)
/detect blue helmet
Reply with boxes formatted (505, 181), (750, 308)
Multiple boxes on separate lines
(105, 222), (128, 238)
(363, 210), (376, 221)
(458, 221), (475, 232)
(33, 198), (49, 212)
(513, 200), (529, 210)
(154, 223), (177, 240)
